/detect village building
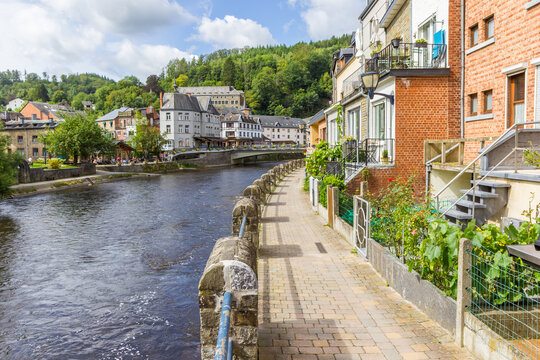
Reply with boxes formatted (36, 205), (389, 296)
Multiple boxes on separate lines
(4, 98), (25, 111)
(220, 110), (263, 147)
(258, 115), (308, 146)
(20, 101), (79, 121)
(307, 109), (326, 148)
(1, 119), (56, 159)
(175, 86), (245, 110)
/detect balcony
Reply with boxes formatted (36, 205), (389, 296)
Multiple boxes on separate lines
(342, 66), (363, 98)
(365, 42), (448, 75)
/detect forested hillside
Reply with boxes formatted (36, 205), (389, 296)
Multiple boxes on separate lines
(0, 34), (350, 118)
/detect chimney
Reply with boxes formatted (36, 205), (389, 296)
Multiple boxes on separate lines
(187, 93), (191, 97)
(242, 108), (251, 116)
(160, 92), (163, 108)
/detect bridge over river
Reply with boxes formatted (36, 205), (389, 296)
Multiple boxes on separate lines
(172, 147), (306, 165)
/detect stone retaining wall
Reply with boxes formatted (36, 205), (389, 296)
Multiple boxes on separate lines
(198, 159), (304, 359)
(18, 162), (96, 184)
(199, 160), (304, 360)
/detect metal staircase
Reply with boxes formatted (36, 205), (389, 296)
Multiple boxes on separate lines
(444, 180), (510, 227)
(434, 120), (540, 227)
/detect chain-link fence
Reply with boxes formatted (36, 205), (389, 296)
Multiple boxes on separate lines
(467, 245), (540, 358)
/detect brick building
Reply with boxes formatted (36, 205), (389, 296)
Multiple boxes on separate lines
(20, 101), (79, 121)
(338, 0), (462, 196)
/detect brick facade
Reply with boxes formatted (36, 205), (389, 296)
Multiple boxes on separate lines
(348, 0), (463, 197)
(464, 0), (539, 138)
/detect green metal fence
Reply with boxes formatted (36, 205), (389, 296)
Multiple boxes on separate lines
(467, 246), (540, 358)
(338, 192), (354, 226)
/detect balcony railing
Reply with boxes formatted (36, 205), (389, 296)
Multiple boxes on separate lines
(342, 66), (363, 98)
(365, 42), (447, 74)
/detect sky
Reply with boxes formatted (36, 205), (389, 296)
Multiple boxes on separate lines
(0, 0), (366, 82)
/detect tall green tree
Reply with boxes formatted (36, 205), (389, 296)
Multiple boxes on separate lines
(0, 124), (22, 198)
(222, 57), (236, 86)
(128, 113), (168, 160)
(28, 84), (49, 102)
(44, 113), (115, 164)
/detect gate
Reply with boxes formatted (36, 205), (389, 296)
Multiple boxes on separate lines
(353, 196), (370, 257)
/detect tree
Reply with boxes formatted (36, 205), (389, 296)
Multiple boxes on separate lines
(45, 113), (115, 164)
(222, 57), (236, 86)
(175, 74), (189, 87)
(0, 124), (21, 198)
(28, 84), (49, 102)
(128, 113), (168, 160)
(51, 90), (68, 103)
(143, 75), (162, 93)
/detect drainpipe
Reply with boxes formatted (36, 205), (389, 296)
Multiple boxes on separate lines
(460, 0), (465, 138)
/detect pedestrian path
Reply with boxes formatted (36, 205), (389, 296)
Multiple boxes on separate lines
(258, 169), (475, 360)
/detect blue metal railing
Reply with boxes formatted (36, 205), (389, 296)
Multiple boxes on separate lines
(215, 292), (232, 360)
(215, 215), (247, 359)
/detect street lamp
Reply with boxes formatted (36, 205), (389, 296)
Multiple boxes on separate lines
(361, 72), (394, 105)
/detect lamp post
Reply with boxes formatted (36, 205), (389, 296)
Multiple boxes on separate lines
(360, 72), (394, 105)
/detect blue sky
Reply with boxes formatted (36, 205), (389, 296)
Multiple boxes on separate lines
(0, 0), (365, 81)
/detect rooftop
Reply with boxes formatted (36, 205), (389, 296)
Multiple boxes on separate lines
(176, 86), (244, 96)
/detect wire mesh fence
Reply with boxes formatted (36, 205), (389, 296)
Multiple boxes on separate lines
(467, 246), (540, 358)
(338, 192), (354, 225)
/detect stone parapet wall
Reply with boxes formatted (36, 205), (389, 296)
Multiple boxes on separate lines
(198, 159), (304, 359)
(18, 162), (96, 184)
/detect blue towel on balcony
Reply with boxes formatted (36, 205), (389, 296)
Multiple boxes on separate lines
(433, 30), (445, 59)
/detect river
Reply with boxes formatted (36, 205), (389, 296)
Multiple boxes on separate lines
(0, 163), (276, 359)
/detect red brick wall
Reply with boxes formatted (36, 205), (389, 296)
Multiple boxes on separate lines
(464, 0), (539, 138)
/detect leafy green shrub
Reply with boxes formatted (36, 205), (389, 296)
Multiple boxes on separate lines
(305, 141), (343, 178)
(303, 177), (310, 192)
(369, 174), (540, 299)
(49, 158), (61, 169)
(523, 142), (540, 168)
(318, 175), (344, 207)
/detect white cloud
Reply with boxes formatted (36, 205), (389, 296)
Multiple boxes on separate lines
(195, 15), (276, 49)
(0, 0), (196, 80)
(299, 0), (365, 40)
(109, 41), (197, 80)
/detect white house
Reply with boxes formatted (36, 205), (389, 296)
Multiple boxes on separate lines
(221, 111), (263, 146)
(258, 115), (308, 145)
(5, 98), (25, 111)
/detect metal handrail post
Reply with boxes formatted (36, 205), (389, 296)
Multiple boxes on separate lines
(472, 162), (476, 220)
(215, 291), (232, 360)
(514, 128), (518, 173)
(227, 339), (233, 360)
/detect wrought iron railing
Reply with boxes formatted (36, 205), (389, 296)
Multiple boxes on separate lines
(366, 42), (447, 74)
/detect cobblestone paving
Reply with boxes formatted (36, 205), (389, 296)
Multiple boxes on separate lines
(258, 170), (475, 360)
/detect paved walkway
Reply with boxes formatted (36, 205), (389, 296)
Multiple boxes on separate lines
(258, 170), (475, 360)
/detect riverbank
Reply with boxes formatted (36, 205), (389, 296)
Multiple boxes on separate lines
(8, 170), (161, 198)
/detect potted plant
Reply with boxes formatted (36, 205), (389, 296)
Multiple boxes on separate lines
(391, 37), (401, 49)
(381, 149), (390, 165)
(414, 38), (427, 48)
(361, 168), (370, 181)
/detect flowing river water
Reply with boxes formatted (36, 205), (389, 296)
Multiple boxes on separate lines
(0, 163), (277, 359)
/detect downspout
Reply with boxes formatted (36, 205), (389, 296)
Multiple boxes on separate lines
(460, 0), (465, 138)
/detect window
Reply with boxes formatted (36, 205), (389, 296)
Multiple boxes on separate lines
(185, 125), (189, 133)
(17, 149), (24, 156)
(166, 125), (171, 133)
(508, 72), (525, 126)
(166, 112), (171, 120)
(184, 114), (189, 120)
(178, 140), (183, 147)
(483, 90), (493, 113)
(470, 24), (479, 46)
(33, 148), (38, 157)
(17, 136), (23, 144)
(485, 16), (494, 39)
(373, 102), (386, 138)
(185, 139), (190, 147)
(32, 135), (38, 143)
(178, 125), (183, 133)
(470, 94), (478, 115)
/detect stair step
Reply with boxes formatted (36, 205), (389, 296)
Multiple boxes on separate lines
(444, 209), (473, 220)
(456, 200), (487, 209)
(470, 180), (511, 188)
(459, 189), (499, 198)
